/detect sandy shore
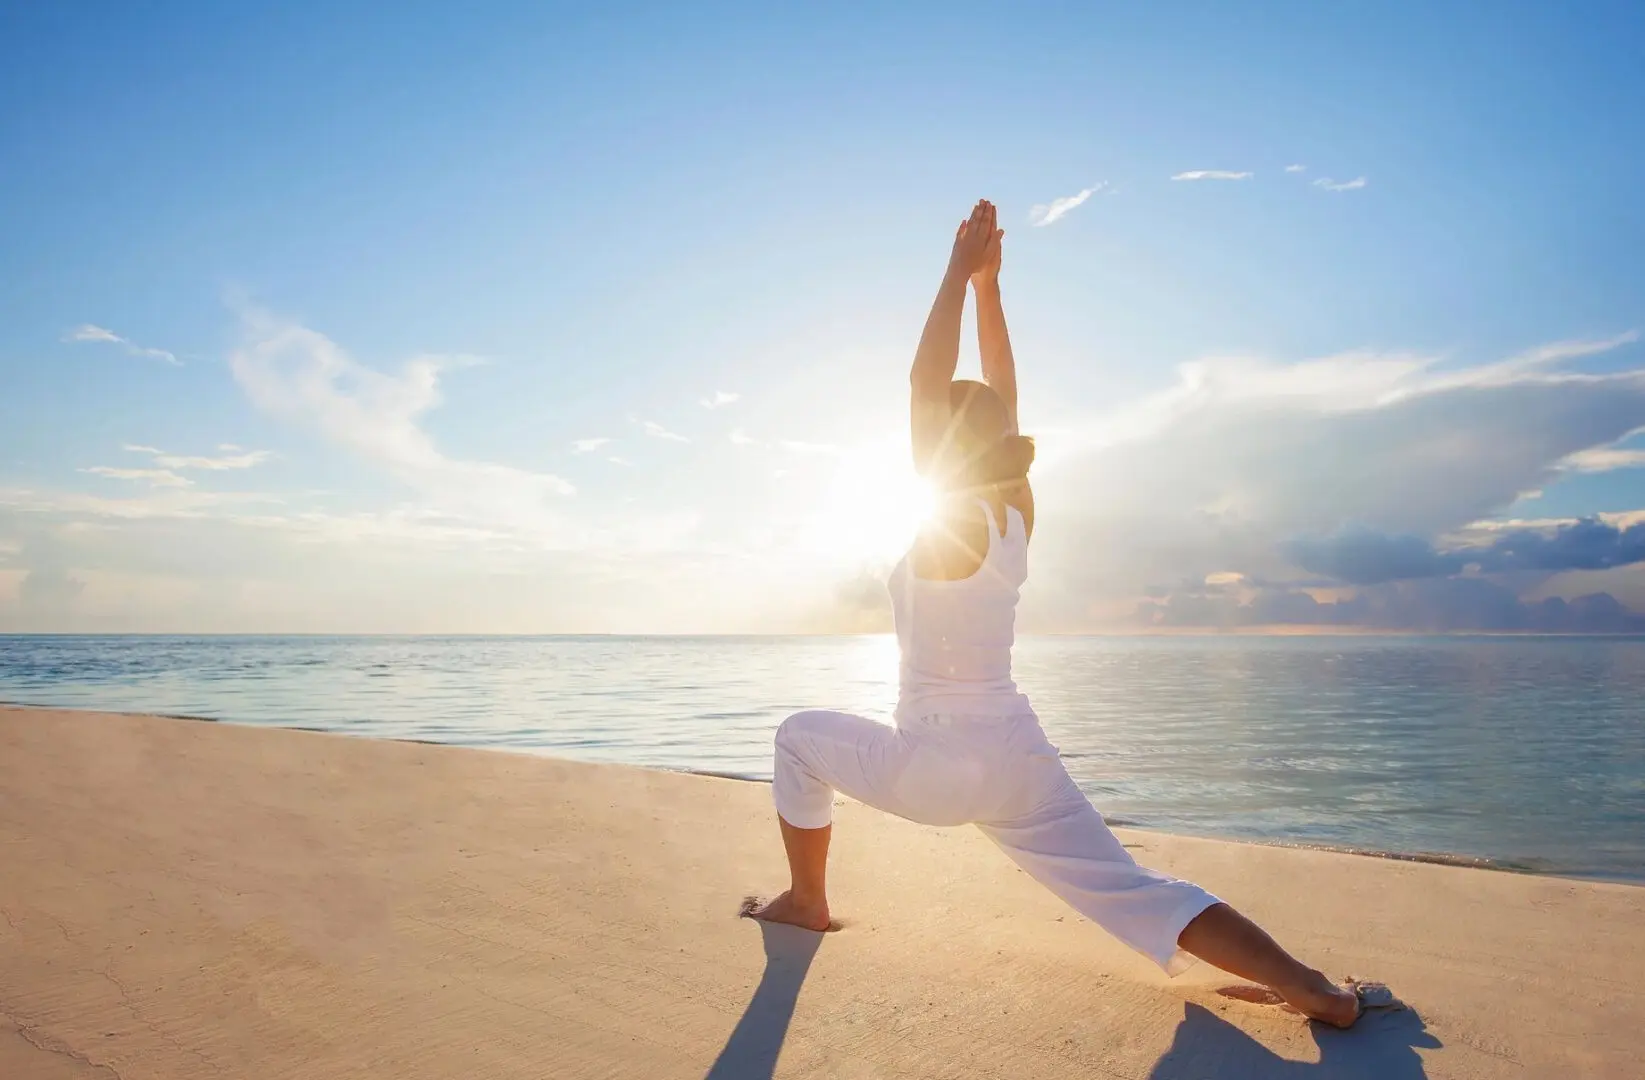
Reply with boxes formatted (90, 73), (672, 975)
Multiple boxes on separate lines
(1, 706), (1639, 1078)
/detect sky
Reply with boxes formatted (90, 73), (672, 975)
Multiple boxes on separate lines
(2, 1), (1644, 633)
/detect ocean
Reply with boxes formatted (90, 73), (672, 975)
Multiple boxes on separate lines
(2, 633), (1642, 883)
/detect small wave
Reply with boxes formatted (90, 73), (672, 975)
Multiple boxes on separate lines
(1269, 841), (1553, 875)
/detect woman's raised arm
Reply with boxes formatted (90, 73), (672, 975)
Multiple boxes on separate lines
(910, 200), (996, 475)
(971, 225), (1017, 433)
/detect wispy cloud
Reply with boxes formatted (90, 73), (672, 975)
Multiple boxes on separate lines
(229, 308), (575, 536)
(1560, 447), (1645, 473)
(122, 444), (272, 470)
(1501, 330), (1638, 370)
(66, 325), (121, 344)
(1029, 184), (1103, 227)
(79, 443), (272, 490)
(780, 440), (838, 455)
(82, 466), (192, 488)
(700, 390), (740, 409)
(607, 456), (632, 467)
(1171, 170), (1253, 182)
(63, 324), (180, 365)
(1313, 177), (1368, 192)
(1284, 164), (1307, 173)
(635, 418), (689, 443)
(572, 437), (611, 454)
(729, 428), (757, 447)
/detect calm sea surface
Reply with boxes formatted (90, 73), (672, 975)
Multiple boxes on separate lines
(2, 634), (1642, 883)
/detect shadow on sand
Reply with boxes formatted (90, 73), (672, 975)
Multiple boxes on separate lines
(1149, 1001), (1441, 1079)
(706, 922), (1438, 1080)
(704, 919), (823, 1080)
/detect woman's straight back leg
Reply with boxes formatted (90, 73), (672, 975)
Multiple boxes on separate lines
(976, 765), (1220, 976)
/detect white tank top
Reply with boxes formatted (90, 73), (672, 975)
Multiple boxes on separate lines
(888, 498), (1032, 721)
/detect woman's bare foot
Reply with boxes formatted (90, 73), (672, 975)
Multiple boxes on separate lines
(1217, 975), (1362, 1028)
(1283, 971), (1362, 1028)
(742, 891), (832, 932)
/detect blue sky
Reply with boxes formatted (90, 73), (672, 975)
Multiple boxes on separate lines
(3, 2), (1644, 632)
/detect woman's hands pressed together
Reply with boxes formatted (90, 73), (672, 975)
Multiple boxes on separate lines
(947, 200), (999, 284)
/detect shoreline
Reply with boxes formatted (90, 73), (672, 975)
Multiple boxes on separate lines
(1, 698), (1632, 887)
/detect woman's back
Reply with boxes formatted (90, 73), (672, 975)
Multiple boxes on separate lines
(888, 498), (1032, 721)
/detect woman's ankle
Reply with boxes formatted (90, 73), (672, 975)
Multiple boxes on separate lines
(1278, 966), (1335, 1001)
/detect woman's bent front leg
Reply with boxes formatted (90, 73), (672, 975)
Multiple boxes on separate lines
(749, 709), (911, 931)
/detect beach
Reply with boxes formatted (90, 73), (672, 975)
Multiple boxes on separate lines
(1, 705), (1640, 1078)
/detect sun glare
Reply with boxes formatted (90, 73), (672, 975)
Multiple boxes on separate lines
(813, 447), (935, 565)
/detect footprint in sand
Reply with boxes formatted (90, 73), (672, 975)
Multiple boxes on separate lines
(1216, 984), (1298, 1013)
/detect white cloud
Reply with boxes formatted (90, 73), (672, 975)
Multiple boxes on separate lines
(122, 444), (272, 471)
(1284, 164), (1307, 173)
(1559, 447), (1645, 473)
(81, 467), (192, 488)
(607, 456), (632, 467)
(1027, 331), (1645, 627)
(1029, 184), (1103, 227)
(636, 418), (689, 443)
(26, 306), (1645, 633)
(66, 324), (121, 344)
(63, 324), (180, 365)
(229, 309), (575, 536)
(81, 445), (271, 490)
(729, 428), (757, 447)
(0, 485), (283, 523)
(1498, 330), (1638, 371)
(572, 437), (611, 454)
(0, 486), (724, 633)
(1313, 177), (1368, 192)
(1171, 171), (1253, 181)
(700, 390), (740, 409)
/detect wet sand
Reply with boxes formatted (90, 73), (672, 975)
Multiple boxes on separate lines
(1, 705), (1639, 1078)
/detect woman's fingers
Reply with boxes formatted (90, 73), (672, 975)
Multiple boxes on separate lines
(955, 201), (999, 266)
(970, 204), (991, 243)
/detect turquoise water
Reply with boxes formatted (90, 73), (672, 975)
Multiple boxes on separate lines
(2, 634), (1642, 882)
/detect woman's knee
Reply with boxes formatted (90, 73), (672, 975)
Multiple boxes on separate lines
(775, 709), (830, 749)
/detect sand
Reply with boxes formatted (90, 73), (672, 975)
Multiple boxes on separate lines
(1, 705), (1640, 1079)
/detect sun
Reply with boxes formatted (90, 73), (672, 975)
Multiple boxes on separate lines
(813, 445), (936, 564)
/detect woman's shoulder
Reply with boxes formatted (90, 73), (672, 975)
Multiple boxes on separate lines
(1008, 482), (1035, 539)
(910, 499), (992, 581)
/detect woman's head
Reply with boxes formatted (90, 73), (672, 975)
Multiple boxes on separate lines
(932, 379), (1035, 492)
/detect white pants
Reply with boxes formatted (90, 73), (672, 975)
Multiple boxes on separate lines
(772, 708), (1221, 975)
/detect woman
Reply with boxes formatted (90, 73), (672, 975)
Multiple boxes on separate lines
(750, 200), (1365, 1029)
